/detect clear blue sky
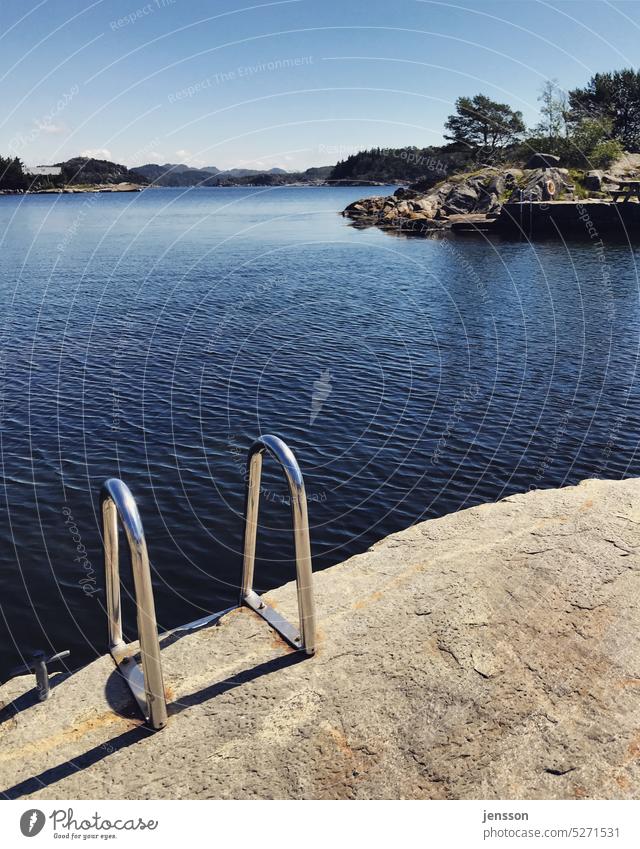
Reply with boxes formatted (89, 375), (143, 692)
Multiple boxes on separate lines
(1, 0), (639, 170)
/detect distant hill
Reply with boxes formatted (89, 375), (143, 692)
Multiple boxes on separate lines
(131, 162), (333, 186)
(213, 165), (334, 186)
(164, 163), (195, 173)
(55, 156), (147, 185)
(208, 165), (334, 186)
(130, 163), (219, 186)
(303, 165), (334, 180)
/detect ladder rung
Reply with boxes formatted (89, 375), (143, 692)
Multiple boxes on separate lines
(243, 589), (302, 649)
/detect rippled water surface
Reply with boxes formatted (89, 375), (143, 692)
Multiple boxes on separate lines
(1, 186), (639, 677)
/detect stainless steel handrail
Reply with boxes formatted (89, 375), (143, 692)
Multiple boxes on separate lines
(100, 478), (168, 730)
(240, 435), (316, 655)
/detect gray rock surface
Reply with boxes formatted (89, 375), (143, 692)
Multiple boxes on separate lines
(526, 152), (561, 169)
(1, 478), (640, 800)
(343, 167), (505, 228)
(441, 182), (480, 214)
(343, 165), (578, 233)
(585, 170), (604, 191)
(507, 167), (573, 203)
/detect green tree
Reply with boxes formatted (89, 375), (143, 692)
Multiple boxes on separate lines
(536, 79), (568, 138)
(568, 68), (640, 151)
(525, 116), (623, 168)
(0, 155), (27, 190)
(590, 139), (624, 168)
(570, 117), (613, 156)
(444, 94), (526, 155)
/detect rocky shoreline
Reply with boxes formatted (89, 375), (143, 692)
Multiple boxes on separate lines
(342, 160), (626, 236)
(1, 477), (639, 799)
(0, 182), (145, 196)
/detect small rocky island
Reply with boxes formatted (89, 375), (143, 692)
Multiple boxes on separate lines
(343, 153), (640, 238)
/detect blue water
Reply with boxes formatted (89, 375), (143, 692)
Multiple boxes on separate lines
(1, 185), (639, 678)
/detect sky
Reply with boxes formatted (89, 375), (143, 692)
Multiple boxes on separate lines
(1, 0), (640, 171)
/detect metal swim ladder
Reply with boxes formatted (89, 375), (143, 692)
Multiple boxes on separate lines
(101, 435), (316, 730)
(101, 478), (168, 730)
(240, 435), (316, 656)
